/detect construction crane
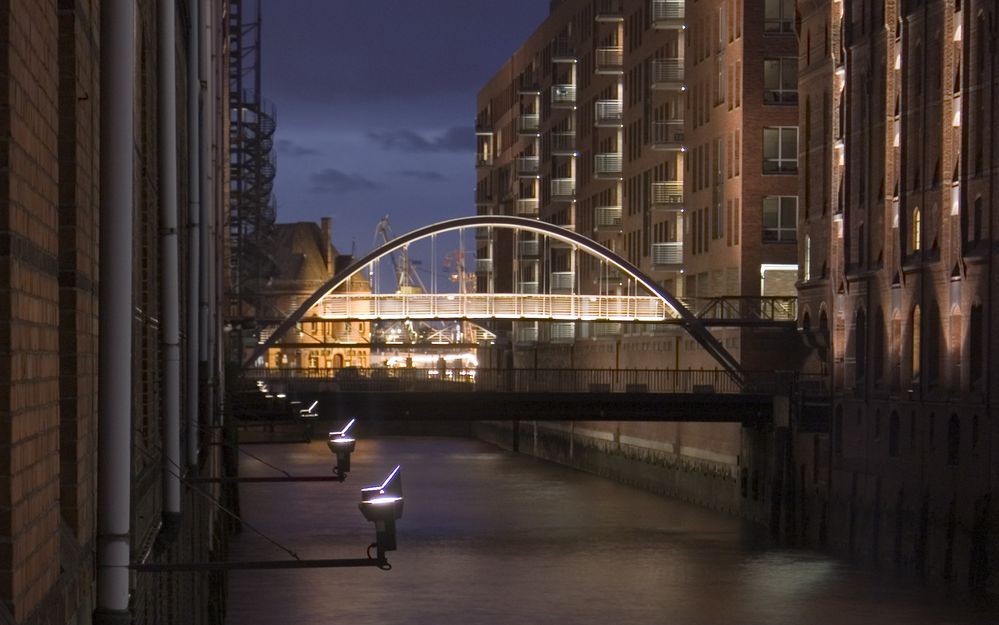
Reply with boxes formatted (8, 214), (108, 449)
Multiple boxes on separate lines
(374, 215), (426, 294)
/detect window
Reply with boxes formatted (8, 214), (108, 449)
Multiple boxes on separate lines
(764, 58), (798, 104)
(912, 206), (922, 251)
(911, 305), (922, 383)
(762, 196), (798, 242)
(763, 126), (798, 173)
(803, 235), (811, 280)
(765, 0), (795, 33)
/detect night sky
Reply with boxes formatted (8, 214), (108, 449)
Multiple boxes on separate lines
(261, 0), (549, 257)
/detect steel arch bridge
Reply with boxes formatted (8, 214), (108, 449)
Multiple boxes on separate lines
(245, 216), (748, 379)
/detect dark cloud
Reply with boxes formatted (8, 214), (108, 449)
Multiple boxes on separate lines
(397, 169), (446, 182)
(276, 139), (321, 157)
(308, 169), (381, 193)
(366, 126), (473, 153)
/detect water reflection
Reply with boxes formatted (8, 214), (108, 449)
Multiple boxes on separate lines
(226, 437), (997, 625)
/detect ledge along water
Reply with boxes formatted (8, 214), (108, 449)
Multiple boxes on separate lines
(226, 436), (998, 625)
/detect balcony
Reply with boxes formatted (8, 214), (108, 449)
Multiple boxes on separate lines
(550, 271), (575, 292)
(595, 99), (623, 127)
(595, 205), (623, 229)
(515, 323), (539, 344)
(552, 84), (577, 108)
(518, 113), (540, 135)
(651, 241), (683, 268)
(650, 0), (685, 28)
(650, 181), (683, 210)
(550, 322), (576, 343)
(517, 280), (540, 293)
(596, 46), (624, 74)
(594, 152), (623, 179)
(651, 120), (685, 150)
(551, 132), (577, 155)
(551, 178), (576, 200)
(475, 258), (493, 273)
(518, 240), (540, 257)
(595, 0), (624, 21)
(651, 59), (684, 91)
(552, 38), (576, 63)
(516, 198), (539, 217)
(517, 156), (540, 177)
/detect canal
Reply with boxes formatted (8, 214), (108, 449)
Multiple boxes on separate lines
(226, 436), (997, 624)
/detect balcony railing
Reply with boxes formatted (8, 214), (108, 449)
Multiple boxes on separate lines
(651, 0), (685, 27)
(516, 198), (539, 217)
(651, 242), (683, 266)
(594, 152), (623, 178)
(517, 156), (540, 176)
(551, 132), (577, 155)
(651, 121), (685, 150)
(595, 205), (623, 228)
(550, 322), (576, 342)
(595, 99), (623, 126)
(552, 38), (576, 63)
(651, 181), (683, 208)
(515, 324), (539, 344)
(552, 84), (577, 107)
(519, 113), (540, 134)
(596, 46), (624, 73)
(475, 258), (493, 273)
(651, 58), (684, 89)
(551, 178), (576, 199)
(518, 280), (540, 294)
(550, 271), (575, 292)
(595, 0), (624, 21)
(518, 240), (540, 257)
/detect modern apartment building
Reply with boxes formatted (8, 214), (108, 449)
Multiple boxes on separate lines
(796, 0), (999, 588)
(474, 0), (801, 519)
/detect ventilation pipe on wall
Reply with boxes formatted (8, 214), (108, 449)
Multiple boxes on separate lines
(96, 0), (135, 621)
(186, 0), (202, 469)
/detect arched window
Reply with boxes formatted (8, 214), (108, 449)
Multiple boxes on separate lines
(911, 305), (922, 383)
(969, 303), (983, 389)
(804, 235), (812, 280)
(912, 206), (922, 251)
(947, 414), (961, 466)
(889, 411), (901, 457)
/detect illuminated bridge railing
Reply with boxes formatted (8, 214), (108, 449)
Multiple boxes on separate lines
(316, 293), (678, 322)
(246, 368), (794, 396)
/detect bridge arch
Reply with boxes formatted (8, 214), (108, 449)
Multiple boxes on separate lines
(244, 215), (743, 380)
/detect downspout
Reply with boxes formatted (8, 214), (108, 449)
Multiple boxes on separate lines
(186, 0), (201, 468)
(199, 0), (213, 427)
(96, 0), (134, 621)
(158, 0), (182, 529)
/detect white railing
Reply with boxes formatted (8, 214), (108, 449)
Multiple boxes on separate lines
(594, 152), (623, 176)
(651, 0), (684, 22)
(551, 178), (575, 198)
(651, 181), (683, 205)
(595, 205), (622, 227)
(552, 84), (577, 105)
(596, 46), (624, 70)
(517, 156), (540, 176)
(651, 58), (684, 85)
(519, 239), (540, 256)
(516, 198), (539, 216)
(551, 132), (576, 153)
(595, 99), (623, 125)
(475, 258), (493, 273)
(651, 242), (683, 265)
(550, 271), (575, 291)
(550, 322), (576, 342)
(652, 121), (684, 147)
(519, 114), (540, 133)
(515, 324), (539, 344)
(316, 293), (677, 322)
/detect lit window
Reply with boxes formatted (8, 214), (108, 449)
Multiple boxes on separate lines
(912, 206), (921, 251)
(763, 126), (798, 173)
(803, 235), (811, 280)
(762, 196), (798, 242)
(764, 58), (798, 104)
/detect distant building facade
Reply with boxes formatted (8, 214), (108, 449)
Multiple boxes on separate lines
(796, 0), (999, 589)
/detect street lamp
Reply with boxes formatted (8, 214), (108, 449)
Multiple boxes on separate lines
(359, 465), (403, 561)
(327, 418), (356, 481)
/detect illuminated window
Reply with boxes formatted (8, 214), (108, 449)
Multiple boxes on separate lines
(911, 305), (922, 383)
(803, 235), (811, 280)
(912, 206), (921, 251)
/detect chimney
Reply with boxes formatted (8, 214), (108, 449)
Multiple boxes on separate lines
(320, 217), (332, 272)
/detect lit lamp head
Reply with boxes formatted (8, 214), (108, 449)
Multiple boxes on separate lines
(299, 399), (319, 419)
(327, 418), (356, 479)
(359, 465), (403, 560)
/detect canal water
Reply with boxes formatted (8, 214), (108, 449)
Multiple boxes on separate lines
(226, 436), (998, 625)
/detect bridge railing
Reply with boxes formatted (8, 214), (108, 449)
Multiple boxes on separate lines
(245, 367), (796, 395)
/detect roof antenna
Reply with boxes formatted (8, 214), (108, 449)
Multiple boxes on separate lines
(351, 238), (356, 257)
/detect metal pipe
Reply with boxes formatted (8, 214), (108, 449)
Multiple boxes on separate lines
(131, 557), (386, 572)
(96, 0), (135, 619)
(158, 0), (182, 524)
(199, 0), (214, 432)
(186, 0), (201, 468)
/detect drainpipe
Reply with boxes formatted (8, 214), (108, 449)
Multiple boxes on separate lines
(158, 0), (182, 530)
(199, 0), (213, 427)
(97, 0), (134, 621)
(186, 0), (201, 468)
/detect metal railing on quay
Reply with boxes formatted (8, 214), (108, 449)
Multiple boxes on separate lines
(243, 367), (799, 396)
